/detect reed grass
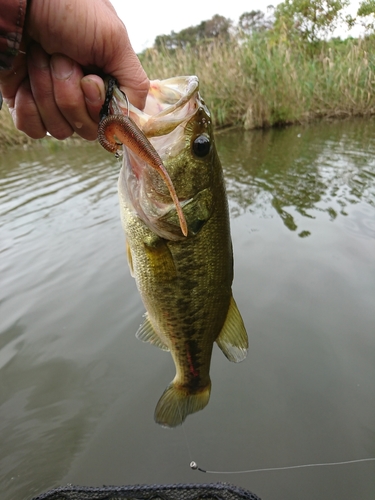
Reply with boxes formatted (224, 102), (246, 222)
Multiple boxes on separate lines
(0, 102), (85, 151)
(0, 104), (34, 150)
(140, 34), (375, 129)
(2, 34), (375, 149)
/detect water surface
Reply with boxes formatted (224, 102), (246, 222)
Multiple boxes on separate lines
(0, 119), (374, 500)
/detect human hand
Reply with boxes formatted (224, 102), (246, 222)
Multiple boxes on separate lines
(0, 0), (149, 141)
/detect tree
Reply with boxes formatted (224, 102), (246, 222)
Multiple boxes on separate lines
(153, 14), (232, 51)
(357, 0), (375, 31)
(274, 0), (350, 43)
(238, 10), (272, 35)
(203, 14), (232, 40)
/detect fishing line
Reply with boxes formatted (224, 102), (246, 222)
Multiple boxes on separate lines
(180, 419), (375, 474)
(189, 457), (375, 474)
(181, 422), (194, 464)
(177, 412), (375, 476)
(175, 376), (375, 475)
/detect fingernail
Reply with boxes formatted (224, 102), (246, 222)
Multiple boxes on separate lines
(51, 54), (74, 80)
(29, 44), (49, 69)
(81, 77), (103, 104)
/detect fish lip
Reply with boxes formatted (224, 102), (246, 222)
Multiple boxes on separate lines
(111, 76), (200, 135)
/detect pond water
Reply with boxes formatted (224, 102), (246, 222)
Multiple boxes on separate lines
(0, 119), (374, 500)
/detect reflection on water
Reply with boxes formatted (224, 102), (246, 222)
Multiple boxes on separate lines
(0, 121), (374, 500)
(219, 120), (375, 237)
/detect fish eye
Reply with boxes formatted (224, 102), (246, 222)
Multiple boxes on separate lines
(192, 135), (211, 157)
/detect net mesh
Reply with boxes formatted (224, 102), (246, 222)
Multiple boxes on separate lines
(31, 482), (261, 500)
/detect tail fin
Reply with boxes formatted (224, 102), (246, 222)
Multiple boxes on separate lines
(154, 382), (211, 427)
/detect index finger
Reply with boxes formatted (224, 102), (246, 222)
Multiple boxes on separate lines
(106, 50), (149, 111)
(98, 20), (149, 110)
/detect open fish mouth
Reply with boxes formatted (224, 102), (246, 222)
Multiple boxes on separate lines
(98, 76), (206, 239)
(112, 76), (200, 136)
(99, 76), (200, 157)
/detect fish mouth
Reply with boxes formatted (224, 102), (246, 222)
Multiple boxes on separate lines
(112, 76), (201, 167)
(112, 76), (200, 138)
(115, 76), (205, 240)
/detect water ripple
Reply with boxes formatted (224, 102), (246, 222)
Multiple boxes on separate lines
(220, 120), (375, 235)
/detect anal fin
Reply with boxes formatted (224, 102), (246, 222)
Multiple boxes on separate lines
(216, 296), (248, 362)
(136, 313), (170, 351)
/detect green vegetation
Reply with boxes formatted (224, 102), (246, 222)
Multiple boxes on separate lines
(0, 105), (83, 150)
(1, 105), (34, 150)
(140, 33), (375, 129)
(273, 0), (351, 43)
(2, 0), (375, 149)
(140, 0), (375, 129)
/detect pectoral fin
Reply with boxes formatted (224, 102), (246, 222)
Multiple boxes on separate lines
(143, 237), (177, 280)
(136, 313), (170, 351)
(216, 296), (248, 362)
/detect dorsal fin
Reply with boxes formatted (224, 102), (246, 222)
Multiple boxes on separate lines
(216, 296), (248, 362)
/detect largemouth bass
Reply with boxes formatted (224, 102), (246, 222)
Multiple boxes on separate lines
(98, 76), (248, 427)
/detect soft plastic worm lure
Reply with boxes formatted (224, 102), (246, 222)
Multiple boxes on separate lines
(98, 79), (188, 237)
